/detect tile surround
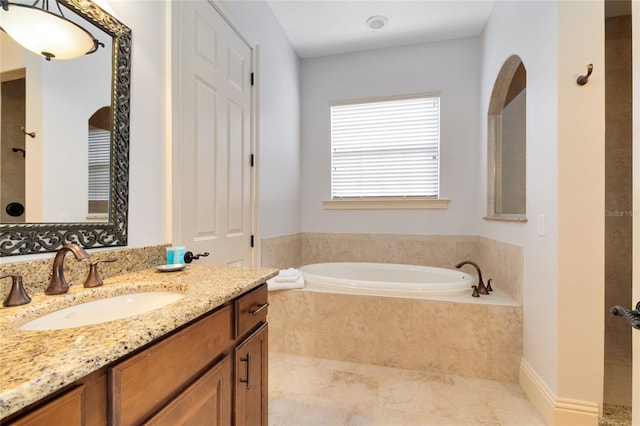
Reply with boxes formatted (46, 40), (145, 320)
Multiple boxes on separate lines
(262, 232), (523, 383)
(263, 232), (523, 304)
(268, 289), (522, 383)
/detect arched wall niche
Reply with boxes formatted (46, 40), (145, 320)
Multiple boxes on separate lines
(486, 55), (527, 221)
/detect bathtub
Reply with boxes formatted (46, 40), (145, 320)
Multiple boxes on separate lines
(299, 262), (474, 298)
(270, 262), (521, 382)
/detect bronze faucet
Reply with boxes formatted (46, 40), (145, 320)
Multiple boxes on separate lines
(455, 260), (491, 296)
(45, 243), (90, 295)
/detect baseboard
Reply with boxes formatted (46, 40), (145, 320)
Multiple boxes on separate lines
(520, 359), (556, 424)
(519, 359), (600, 426)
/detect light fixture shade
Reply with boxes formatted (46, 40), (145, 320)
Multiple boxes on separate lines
(0, 3), (98, 60)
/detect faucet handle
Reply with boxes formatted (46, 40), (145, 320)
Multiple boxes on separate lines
(1, 274), (31, 307)
(84, 258), (117, 288)
(486, 278), (493, 292)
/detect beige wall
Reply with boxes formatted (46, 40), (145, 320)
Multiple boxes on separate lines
(556, 1), (605, 423)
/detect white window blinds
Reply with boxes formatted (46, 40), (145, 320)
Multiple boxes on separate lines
(330, 95), (440, 199)
(88, 128), (110, 201)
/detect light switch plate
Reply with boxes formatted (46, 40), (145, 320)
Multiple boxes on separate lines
(537, 214), (546, 237)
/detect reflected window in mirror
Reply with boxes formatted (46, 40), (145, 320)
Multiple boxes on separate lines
(88, 106), (110, 219)
(486, 55), (527, 222)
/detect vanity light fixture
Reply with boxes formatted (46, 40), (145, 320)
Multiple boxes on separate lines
(0, 0), (102, 61)
(366, 15), (388, 30)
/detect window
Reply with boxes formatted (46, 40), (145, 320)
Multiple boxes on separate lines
(88, 106), (111, 216)
(88, 127), (110, 214)
(330, 95), (440, 200)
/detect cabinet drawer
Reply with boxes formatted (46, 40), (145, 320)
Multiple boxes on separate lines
(235, 284), (268, 339)
(109, 305), (233, 426)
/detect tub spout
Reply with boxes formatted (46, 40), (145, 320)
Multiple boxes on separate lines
(455, 260), (490, 295)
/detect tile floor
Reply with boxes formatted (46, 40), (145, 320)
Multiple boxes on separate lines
(269, 352), (546, 425)
(600, 405), (631, 426)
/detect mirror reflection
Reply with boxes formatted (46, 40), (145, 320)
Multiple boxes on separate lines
(0, 10), (112, 224)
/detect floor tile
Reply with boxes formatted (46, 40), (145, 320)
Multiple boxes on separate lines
(269, 352), (547, 425)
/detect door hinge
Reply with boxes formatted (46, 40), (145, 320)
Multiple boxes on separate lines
(250, 235), (255, 248)
(250, 154), (254, 167)
(251, 72), (254, 86)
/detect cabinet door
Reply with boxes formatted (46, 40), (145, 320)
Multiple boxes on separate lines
(234, 323), (268, 426)
(110, 305), (233, 425)
(144, 355), (232, 426)
(9, 386), (84, 426)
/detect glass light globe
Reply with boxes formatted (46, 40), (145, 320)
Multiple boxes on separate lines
(0, 3), (97, 60)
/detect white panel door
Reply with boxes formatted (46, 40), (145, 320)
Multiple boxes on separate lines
(174, 1), (254, 266)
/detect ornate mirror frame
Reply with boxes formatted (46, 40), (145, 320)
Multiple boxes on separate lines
(0, 0), (131, 256)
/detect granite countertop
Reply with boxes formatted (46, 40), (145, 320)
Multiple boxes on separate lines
(0, 264), (278, 420)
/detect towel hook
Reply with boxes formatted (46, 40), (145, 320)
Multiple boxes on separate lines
(576, 64), (593, 86)
(20, 127), (35, 138)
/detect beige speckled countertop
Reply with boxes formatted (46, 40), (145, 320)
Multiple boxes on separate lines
(0, 264), (277, 420)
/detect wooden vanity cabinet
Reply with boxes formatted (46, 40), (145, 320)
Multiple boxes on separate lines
(111, 282), (269, 426)
(5, 369), (108, 426)
(8, 386), (84, 426)
(234, 323), (268, 426)
(144, 355), (232, 426)
(109, 304), (234, 425)
(234, 284), (269, 426)
(4, 283), (268, 426)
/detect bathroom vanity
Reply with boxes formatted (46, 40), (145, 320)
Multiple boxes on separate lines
(0, 264), (277, 425)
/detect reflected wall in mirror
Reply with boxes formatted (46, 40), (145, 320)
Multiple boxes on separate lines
(487, 55), (527, 220)
(0, 0), (131, 256)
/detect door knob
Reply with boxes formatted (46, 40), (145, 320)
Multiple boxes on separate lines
(610, 301), (640, 330)
(183, 251), (209, 264)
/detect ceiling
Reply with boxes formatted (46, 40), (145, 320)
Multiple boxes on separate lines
(265, 0), (497, 58)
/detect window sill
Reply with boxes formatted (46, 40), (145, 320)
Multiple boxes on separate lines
(86, 214), (109, 221)
(323, 198), (449, 210)
(483, 215), (528, 223)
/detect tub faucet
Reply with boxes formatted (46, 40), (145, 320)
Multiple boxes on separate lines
(45, 243), (90, 295)
(455, 260), (490, 296)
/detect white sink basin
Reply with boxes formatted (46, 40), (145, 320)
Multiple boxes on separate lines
(19, 292), (185, 331)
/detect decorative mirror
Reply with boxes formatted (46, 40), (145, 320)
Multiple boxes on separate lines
(0, 0), (131, 256)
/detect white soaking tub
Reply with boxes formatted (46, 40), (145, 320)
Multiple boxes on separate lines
(299, 262), (474, 298)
